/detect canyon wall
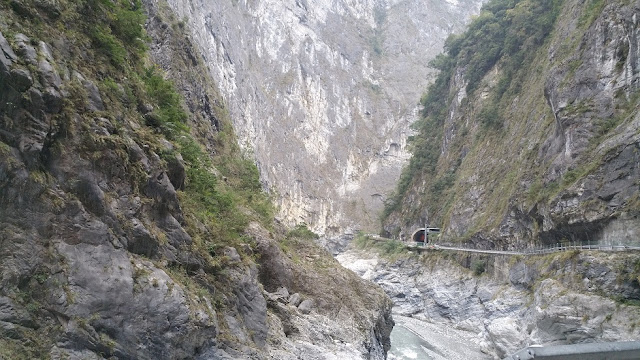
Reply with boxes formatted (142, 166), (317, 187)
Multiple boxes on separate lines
(383, 0), (640, 249)
(0, 1), (393, 358)
(157, 0), (485, 235)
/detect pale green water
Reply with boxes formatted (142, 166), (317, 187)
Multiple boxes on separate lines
(388, 324), (437, 360)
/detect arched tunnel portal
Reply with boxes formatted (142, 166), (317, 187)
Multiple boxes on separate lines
(410, 227), (440, 243)
(411, 228), (426, 243)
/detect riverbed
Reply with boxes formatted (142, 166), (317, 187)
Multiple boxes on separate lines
(388, 315), (489, 360)
(335, 250), (491, 359)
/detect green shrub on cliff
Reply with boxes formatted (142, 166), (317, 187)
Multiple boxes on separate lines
(287, 224), (320, 240)
(472, 260), (486, 275)
(83, 0), (147, 67)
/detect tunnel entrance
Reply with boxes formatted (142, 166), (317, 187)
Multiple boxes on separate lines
(412, 229), (426, 243)
(410, 227), (440, 243)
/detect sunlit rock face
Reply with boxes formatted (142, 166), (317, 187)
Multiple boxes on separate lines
(159, 0), (485, 235)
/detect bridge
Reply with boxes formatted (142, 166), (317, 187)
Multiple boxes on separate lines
(363, 234), (640, 256)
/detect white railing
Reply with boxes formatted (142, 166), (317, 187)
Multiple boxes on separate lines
(405, 241), (640, 256)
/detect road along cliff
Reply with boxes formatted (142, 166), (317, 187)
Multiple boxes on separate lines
(383, 0), (640, 251)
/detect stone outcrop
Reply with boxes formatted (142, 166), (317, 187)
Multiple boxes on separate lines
(159, 0), (486, 235)
(244, 221), (394, 359)
(339, 249), (640, 358)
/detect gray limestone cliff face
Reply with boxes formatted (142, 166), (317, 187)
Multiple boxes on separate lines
(0, 28), (222, 359)
(531, 0), (640, 245)
(155, 0), (485, 235)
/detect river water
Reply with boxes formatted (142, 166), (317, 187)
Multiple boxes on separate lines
(388, 316), (490, 360)
(334, 250), (490, 359)
(388, 323), (436, 359)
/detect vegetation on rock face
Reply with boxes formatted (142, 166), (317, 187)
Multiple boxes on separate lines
(384, 0), (563, 223)
(286, 223), (320, 240)
(0, 0), (272, 354)
(382, 0), (640, 247)
(353, 232), (407, 258)
(1, 0), (393, 358)
(81, 0), (269, 255)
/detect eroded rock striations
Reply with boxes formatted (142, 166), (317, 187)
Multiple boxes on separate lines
(340, 249), (640, 358)
(156, 0), (486, 235)
(0, 1), (392, 358)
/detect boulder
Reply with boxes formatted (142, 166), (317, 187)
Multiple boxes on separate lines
(230, 266), (268, 347)
(74, 176), (107, 217)
(25, 87), (44, 113)
(0, 296), (35, 328)
(42, 87), (63, 114)
(274, 286), (289, 302)
(298, 299), (314, 314)
(264, 290), (298, 337)
(128, 142), (151, 172)
(38, 58), (62, 89)
(288, 292), (302, 307)
(126, 218), (159, 258)
(83, 79), (105, 111)
(158, 213), (191, 248)
(14, 33), (37, 65)
(250, 223), (294, 292)
(10, 68), (33, 92)
(223, 246), (241, 263)
(0, 30), (17, 74)
(38, 41), (54, 61)
(145, 171), (182, 218)
(166, 153), (186, 191)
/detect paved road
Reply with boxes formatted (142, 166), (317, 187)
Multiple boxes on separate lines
(414, 243), (640, 256)
(365, 235), (640, 256)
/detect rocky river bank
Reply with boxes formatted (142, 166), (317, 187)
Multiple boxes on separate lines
(337, 248), (640, 359)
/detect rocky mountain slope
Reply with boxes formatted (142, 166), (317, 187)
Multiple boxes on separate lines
(158, 0), (486, 235)
(0, 1), (392, 358)
(349, 0), (640, 357)
(383, 0), (640, 249)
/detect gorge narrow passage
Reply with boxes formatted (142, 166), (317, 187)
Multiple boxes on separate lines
(336, 250), (489, 359)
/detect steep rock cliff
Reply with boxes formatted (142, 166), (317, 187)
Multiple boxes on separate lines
(156, 0), (486, 235)
(0, 1), (392, 358)
(383, 0), (640, 248)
